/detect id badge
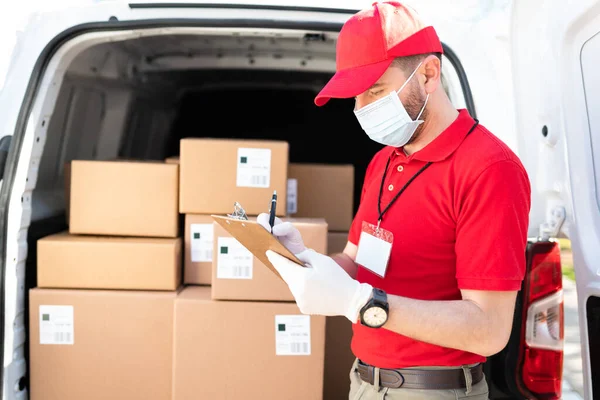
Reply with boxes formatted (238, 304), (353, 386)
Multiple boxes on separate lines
(355, 220), (393, 278)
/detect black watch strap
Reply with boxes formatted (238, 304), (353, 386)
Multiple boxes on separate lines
(372, 288), (387, 305)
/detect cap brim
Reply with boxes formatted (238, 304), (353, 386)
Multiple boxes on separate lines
(314, 58), (394, 107)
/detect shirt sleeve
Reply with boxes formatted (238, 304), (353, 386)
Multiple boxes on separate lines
(455, 159), (531, 291)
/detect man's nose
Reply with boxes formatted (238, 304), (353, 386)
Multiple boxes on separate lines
(354, 96), (369, 111)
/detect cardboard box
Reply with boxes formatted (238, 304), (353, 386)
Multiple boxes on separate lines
(69, 160), (179, 237)
(184, 214), (214, 285)
(165, 156), (180, 164)
(287, 163), (354, 231)
(211, 218), (327, 301)
(37, 232), (182, 291)
(323, 316), (356, 400)
(173, 286), (326, 400)
(179, 138), (288, 216)
(327, 231), (349, 255)
(323, 233), (355, 400)
(29, 288), (178, 400)
(64, 161), (72, 223)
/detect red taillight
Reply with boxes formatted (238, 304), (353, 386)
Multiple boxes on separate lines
(522, 347), (564, 396)
(529, 250), (562, 303)
(518, 241), (564, 400)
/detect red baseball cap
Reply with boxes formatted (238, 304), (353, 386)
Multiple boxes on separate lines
(314, 1), (443, 106)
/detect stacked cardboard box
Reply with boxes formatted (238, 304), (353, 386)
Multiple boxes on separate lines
(287, 163), (357, 400)
(31, 141), (359, 400)
(31, 160), (182, 400)
(179, 138), (289, 285)
(175, 138), (328, 399)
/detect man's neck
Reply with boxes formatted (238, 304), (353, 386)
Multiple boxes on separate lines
(403, 106), (459, 156)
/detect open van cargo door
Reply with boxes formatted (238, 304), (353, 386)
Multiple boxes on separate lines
(511, 0), (600, 398)
(0, 1), (578, 399)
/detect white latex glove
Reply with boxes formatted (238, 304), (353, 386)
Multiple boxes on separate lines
(266, 248), (373, 323)
(257, 213), (306, 254)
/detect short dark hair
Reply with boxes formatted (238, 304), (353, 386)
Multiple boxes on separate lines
(391, 52), (442, 74)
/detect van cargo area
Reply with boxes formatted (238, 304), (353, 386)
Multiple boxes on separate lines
(16, 26), (508, 400)
(31, 30), (394, 222)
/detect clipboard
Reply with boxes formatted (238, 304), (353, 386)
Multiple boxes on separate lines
(211, 214), (305, 280)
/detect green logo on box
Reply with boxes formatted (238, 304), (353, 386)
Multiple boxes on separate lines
(42, 314), (50, 321)
(278, 324), (286, 332)
(240, 156), (248, 164)
(220, 246), (228, 254)
(193, 233), (200, 240)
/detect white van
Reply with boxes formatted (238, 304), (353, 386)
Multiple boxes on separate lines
(0, 0), (595, 399)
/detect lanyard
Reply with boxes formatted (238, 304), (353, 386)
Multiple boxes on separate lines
(377, 120), (479, 225)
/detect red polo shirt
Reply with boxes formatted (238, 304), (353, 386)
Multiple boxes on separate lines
(348, 109), (531, 369)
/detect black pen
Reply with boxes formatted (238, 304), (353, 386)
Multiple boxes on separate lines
(268, 190), (277, 233)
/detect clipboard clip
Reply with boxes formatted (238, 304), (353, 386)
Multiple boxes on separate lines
(227, 201), (249, 221)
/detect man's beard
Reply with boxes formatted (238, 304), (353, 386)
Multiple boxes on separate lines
(402, 82), (429, 146)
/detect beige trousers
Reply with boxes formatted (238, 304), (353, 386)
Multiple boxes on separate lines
(348, 359), (489, 400)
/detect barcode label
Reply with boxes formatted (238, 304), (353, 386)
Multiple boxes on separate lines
(236, 148), (271, 188)
(54, 332), (72, 344)
(251, 175), (268, 186)
(290, 342), (310, 354)
(216, 237), (253, 280)
(275, 315), (311, 356)
(233, 266), (252, 278)
(40, 305), (74, 345)
(191, 223), (214, 262)
(287, 178), (298, 214)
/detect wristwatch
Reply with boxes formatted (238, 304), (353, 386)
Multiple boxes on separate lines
(359, 288), (389, 328)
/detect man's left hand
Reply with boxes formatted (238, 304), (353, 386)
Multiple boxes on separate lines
(266, 249), (373, 323)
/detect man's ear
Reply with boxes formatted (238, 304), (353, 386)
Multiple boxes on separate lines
(422, 55), (441, 93)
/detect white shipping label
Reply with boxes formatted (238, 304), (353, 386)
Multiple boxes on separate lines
(236, 148), (271, 188)
(39, 305), (74, 345)
(191, 223), (214, 262)
(275, 315), (311, 356)
(287, 178), (298, 214)
(217, 237), (253, 279)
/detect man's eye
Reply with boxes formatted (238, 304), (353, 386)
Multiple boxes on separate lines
(371, 90), (383, 96)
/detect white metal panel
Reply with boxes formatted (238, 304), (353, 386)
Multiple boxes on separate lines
(581, 32), (600, 216)
(511, 0), (600, 398)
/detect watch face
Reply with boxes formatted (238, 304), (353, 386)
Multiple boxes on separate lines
(364, 306), (388, 327)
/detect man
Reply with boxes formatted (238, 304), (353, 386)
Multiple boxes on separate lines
(257, 2), (531, 399)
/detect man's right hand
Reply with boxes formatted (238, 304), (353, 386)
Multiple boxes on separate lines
(257, 213), (307, 254)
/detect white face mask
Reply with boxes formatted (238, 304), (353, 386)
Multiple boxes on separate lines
(354, 61), (429, 148)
